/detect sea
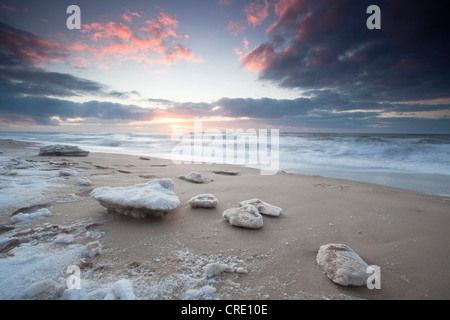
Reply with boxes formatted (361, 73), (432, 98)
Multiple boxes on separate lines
(1, 131), (449, 197)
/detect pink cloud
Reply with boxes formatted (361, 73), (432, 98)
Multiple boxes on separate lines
(125, 8), (142, 18)
(70, 56), (90, 68)
(242, 43), (275, 72)
(243, 37), (249, 50)
(227, 20), (246, 36)
(82, 22), (133, 41)
(121, 9), (142, 23)
(165, 44), (193, 63)
(244, 0), (270, 28)
(121, 14), (133, 22)
(69, 41), (88, 51)
(0, 25), (68, 66)
(1, 3), (16, 12)
(76, 10), (200, 67)
(267, 0), (305, 34)
(218, 0), (236, 6)
(234, 38), (250, 61)
(158, 11), (178, 28)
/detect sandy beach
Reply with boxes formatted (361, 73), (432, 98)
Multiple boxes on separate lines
(0, 139), (449, 300)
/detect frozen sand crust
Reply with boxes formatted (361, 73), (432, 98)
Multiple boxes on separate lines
(90, 178), (180, 218)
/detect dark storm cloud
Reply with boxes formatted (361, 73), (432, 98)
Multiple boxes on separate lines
(244, 0), (450, 103)
(0, 21), (69, 66)
(0, 94), (154, 125)
(0, 21), (140, 99)
(0, 68), (104, 97)
(0, 21), (152, 125)
(150, 96), (317, 119)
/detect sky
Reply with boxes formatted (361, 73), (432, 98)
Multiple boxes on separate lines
(0, 0), (449, 133)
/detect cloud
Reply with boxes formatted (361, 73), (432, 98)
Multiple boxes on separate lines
(0, 95), (155, 126)
(0, 21), (68, 66)
(143, 91), (450, 133)
(0, 68), (104, 97)
(244, 0), (270, 28)
(79, 10), (200, 67)
(0, 20), (154, 127)
(243, 0), (450, 104)
(0, 21), (114, 97)
(122, 9), (142, 22)
(1, 3), (15, 12)
(218, 0), (236, 6)
(83, 22), (134, 41)
(227, 20), (246, 36)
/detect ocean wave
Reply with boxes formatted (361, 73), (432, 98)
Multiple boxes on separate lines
(1, 131), (449, 194)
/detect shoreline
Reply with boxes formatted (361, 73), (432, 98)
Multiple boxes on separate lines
(1, 137), (448, 199)
(0, 139), (449, 299)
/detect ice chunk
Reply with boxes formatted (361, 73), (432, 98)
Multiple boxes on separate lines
(239, 198), (282, 216)
(77, 178), (92, 186)
(59, 169), (78, 177)
(39, 145), (89, 157)
(188, 194), (218, 208)
(204, 263), (228, 279)
(316, 243), (370, 286)
(212, 170), (238, 175)
(90, 179), (180, 218)
(184, 172), (204, 183)
(222, 204), (263, 229)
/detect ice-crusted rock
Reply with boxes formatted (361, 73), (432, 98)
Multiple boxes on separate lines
(90, 178), (180, 218)
(239, 198), (282, 217)
(212, 170), (238, 176)
(188, 194), (218, 208)
(59, 169), (78, 177)
(222, 204), (263, 229)
(77, 178), (92, 186)
(184, 172), (204, 183)
(316, 243), (370, 286)
(39, 145), (89, 157)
